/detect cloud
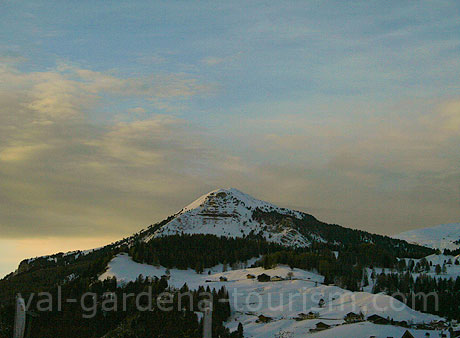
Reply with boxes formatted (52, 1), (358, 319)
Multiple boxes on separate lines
(0, 144), (51, 162)
(218, 99), (460, 235)
(438, 99), (460, 131)
(202, 56), (227, 66)
(136, 54), (167, 65)
(1, 62), (459, 242)
(0, 63), (213, 121)
(202, 54), (240, 66)
(129, 107), (146, 114)
(0, 64), (221, 239)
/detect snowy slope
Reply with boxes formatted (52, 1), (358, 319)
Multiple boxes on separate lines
(308, 322), (447, 338)
(100, 253), (442, 338)
(394, 223), (460, 251)
(403, 253), (460, 279)
(145, 188), (316, 247)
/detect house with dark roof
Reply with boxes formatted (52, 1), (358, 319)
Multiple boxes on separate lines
(344, 312), (364, 323)
(295, 311), (319, 321)
(367, 314), (390, 325)
(400, 330), (415, 338)
(257, 273), (271, 282)
(309, 322), (331, 332)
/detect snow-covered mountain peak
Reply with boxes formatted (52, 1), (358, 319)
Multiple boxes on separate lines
(180, 188), (284, 215)
(394, 223), (460, 251)
(148, 188), (312, 247)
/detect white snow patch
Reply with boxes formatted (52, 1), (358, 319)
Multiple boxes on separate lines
(395, 223), (460, 251)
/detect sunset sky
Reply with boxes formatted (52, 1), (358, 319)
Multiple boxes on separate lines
(1, 0), (460, 277)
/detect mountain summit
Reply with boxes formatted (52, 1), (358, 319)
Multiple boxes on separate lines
(142, 188), (312, 247)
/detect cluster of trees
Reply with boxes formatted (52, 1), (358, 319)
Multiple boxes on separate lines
(0, 249), (114, 306)
(255, 242), (406, 291)
(126, 234), (420, 293)
(101, 281), (240, 338)
(0, 273), (242, 338)
(444, 246), (460, 256)
(373, 272), (460, 320)
(403, 257), (458, 275)
(128, 234), (284, 271)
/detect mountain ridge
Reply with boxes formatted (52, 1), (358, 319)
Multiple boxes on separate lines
(394, 222), (460, 251)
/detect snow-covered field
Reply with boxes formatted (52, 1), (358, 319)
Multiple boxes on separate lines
(307, 322), (448, 338)
(100, 253), (444, 338)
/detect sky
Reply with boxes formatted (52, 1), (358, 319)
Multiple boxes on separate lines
(1, 0), (460, 277)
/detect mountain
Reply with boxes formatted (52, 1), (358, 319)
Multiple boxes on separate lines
(141, 188), (312, 247)
(128, 188), (431, 258)
(394, 223), (460, 251)
(1, 188), (446, 338)
(13, 188), (433, 275)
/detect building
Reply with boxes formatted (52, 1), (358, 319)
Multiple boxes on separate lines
(306, 311), (319, 319)
(394, 320), (408, 327)
(270, 276), (284, 282)
(257, 273), (271, 282)
(400, 330), (415, 338)
(344, 312), (364, 323)
(367, 314), (390, 325)
(295, 311), (319, 321)
(310, 322), (331, 332)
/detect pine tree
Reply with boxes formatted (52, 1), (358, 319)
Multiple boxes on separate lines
(435, 264), (442, 275)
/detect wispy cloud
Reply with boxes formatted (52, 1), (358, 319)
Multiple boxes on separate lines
(202, 52), (242, 66)
(0, 64), (222, 239)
